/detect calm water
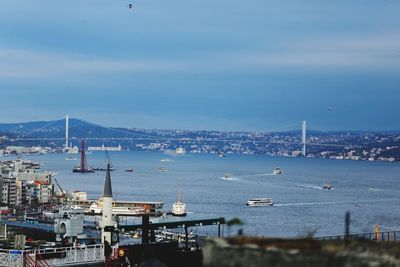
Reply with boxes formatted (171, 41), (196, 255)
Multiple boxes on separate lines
(16, 151), (400, 237)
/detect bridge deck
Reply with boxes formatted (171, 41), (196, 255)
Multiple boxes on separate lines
(1, 220), (55, 233)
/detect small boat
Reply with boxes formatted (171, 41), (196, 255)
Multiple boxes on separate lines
(160, 158), (174, 162)
(157, 167), (168, 172)
(322, 183), (333, 190)
(72, 167), (95, 173)
(65, 157), (77, 161)
(246, 198), (273, 207)
(273, 167), (282, 175)
(223, 173), (234, 180)
(172, 192), (187, 216)
(217, 151), (225, 158)
(125, 168), (134, 172)
(92, 166), (116, 171)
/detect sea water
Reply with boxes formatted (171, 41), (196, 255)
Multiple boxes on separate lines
(18, 151), (400, 237)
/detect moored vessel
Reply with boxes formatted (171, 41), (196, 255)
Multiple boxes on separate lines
(87, 199), (164, 216)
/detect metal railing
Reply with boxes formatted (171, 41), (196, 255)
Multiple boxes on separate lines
(0, 249), (24, 267)
(315, 231), (400, 241)
(0, 244), (105, 267)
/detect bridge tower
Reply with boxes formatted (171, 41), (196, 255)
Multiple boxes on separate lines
(65, 114), (69, 149)
(302, 120), (307, 157)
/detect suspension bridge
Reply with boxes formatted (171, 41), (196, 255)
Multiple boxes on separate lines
(4, 115), (357, 157)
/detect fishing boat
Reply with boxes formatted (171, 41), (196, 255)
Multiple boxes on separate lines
(172, 192), (187, 216)
(125, 168), (134, 172)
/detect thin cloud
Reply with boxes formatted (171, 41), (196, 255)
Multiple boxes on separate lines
(0, 47), (190, 78)
(0, 33), (399, 78)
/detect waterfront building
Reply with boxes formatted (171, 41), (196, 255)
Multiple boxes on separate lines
(0, 159), (55, 207)
(71, 190), (87, 201)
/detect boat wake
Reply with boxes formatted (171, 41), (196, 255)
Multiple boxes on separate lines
(229, 173), (276, 180)
(239, 173), (275, 178)
(274, 201), (348, 207)
(296, 184), (324, 190)
(220, 176), (240, 181)
(274, 198), (399, 207)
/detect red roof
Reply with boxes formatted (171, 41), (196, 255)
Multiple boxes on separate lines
(34, 180), (50, 186)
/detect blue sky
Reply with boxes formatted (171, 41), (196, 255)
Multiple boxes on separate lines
(0, 0), (399, 131)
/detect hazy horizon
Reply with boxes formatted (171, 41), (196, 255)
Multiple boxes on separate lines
(0, 117), (399, 133)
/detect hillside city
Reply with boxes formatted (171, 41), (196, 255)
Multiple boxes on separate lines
(0, 119), (399, 162)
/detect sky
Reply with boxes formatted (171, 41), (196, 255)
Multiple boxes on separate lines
(0, 0), (399, 131)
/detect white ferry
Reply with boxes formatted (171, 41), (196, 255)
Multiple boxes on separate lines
(87, 199), (164, 216)
(172, 192), (187, 216)
(89, 202), (145, 216)
(246, 198), (273, 207)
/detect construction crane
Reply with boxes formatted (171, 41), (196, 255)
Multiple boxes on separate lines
(54, 178), (67, 202)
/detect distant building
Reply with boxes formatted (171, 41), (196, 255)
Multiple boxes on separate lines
(88, 144), (122, 151)
(71, 191), (87, 201)
(292, 150), (302, 157)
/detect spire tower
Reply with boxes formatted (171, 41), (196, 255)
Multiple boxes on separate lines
(101, 162), (113, 244)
